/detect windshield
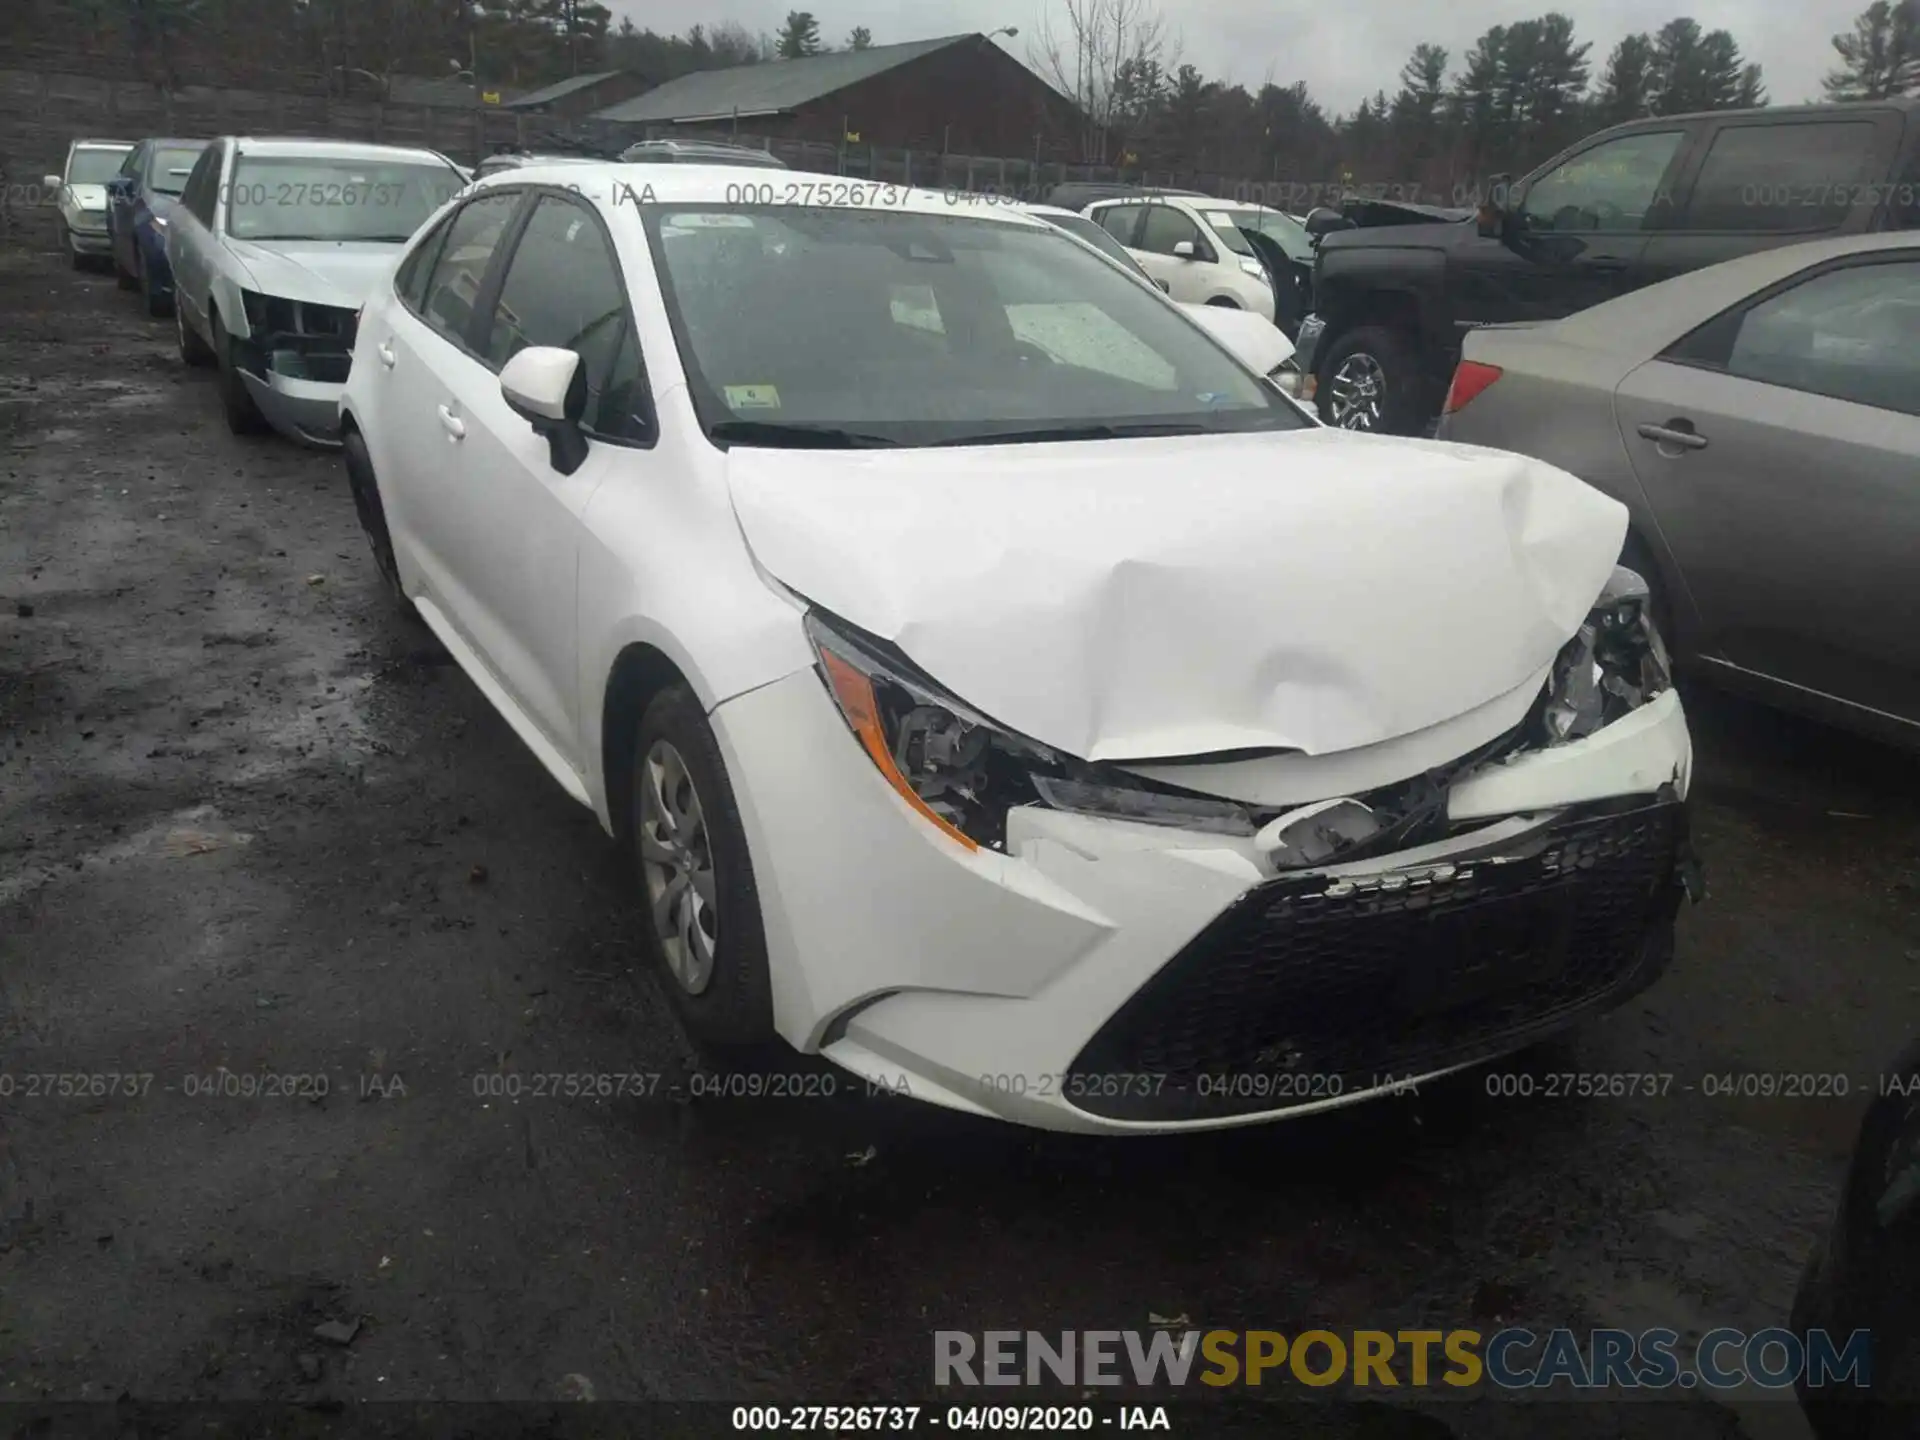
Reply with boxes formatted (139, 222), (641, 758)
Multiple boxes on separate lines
(68, 148), (130, 186)
(1195, 207), (1257, 256)
(225, 155), (467, 242)
(148, 144), (205, 195)
(1038, 212), (1149, 278)
(1213, 206), (1314, 262)
(646, 205), (1307, 448)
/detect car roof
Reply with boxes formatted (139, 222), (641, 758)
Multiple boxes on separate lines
(72, 139), (133, 150)
(227, 137), (460, 167)
(1023, 204), (1083, 220)
(472, 162), (1052, 226)
(1547, 231), (1920, 354)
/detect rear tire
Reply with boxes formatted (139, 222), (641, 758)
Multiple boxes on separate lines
(212, 309), (269, 435)
(1318, 323), (1428, 435)
(341, 427), (414, 614)
(629, 684), (774, 1052)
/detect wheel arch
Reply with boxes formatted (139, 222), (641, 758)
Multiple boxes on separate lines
(599, 641), (696, 844)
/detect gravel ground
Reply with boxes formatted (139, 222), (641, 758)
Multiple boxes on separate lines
(3, 223), (1918, 1436)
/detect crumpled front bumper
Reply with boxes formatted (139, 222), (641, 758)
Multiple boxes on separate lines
(710, 665), (1696, 1135)
(242, 369), (346, 449)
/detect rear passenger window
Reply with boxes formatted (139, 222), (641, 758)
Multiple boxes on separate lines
(482, 194), (650, 441)
(1097, 204), (1143, 244)
(1722, 259), (1920, 416)
(420, 191), (521, 349)
(1684, 122), (1879, 233)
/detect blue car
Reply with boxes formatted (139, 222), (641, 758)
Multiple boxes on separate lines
(105, 137), (207, 317)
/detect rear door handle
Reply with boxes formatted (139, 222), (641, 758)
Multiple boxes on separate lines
(438, 405), (465, 440)
(1637, 421), (1708, 451)
(377, 342), (396, 369)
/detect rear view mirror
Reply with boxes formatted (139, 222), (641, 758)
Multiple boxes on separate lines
(500, 346), (589, 474)
(1172, 240), (1197, 259)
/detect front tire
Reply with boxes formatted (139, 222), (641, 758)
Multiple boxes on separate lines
(630, 685), (774, 1051)
(65, 228), (86, 271)
(115, 242), (137, 290)
(1319, 324), (1427, 435)
(212, 309), (269, 435)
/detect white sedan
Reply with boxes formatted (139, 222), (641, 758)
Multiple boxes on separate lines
(340, 164), (1698, 1133)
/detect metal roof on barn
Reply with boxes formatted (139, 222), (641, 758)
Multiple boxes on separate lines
(503, 70), (630, 109)
(591, 35), (971, 124)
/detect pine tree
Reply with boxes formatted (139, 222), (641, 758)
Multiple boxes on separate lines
(847, 26), (871, 51)
(1824, 0), (1920, 100)
(775, 10), (821, 59)
(1594, 33), (1658, 124)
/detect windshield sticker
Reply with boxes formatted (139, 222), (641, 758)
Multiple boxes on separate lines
(565, 217), (584, 243)
(724, 384), (781, 410)
(675, 213), (757, 228)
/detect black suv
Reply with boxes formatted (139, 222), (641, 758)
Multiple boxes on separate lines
(1295, 99), (1920, 434)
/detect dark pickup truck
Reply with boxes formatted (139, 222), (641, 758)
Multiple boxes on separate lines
(1294, 99), (1920, 434)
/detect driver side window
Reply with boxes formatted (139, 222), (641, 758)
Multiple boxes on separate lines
(1138, 204), (1205, 257)
(481, 193), (651, 442)
(1520, 130), (1684, 233)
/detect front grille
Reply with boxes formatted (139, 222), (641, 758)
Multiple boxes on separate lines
(1068, 796), (1688, 1120)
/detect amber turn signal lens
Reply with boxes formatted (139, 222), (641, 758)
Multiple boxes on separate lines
(818, 648), (979, 852)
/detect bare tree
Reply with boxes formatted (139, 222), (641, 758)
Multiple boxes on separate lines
(1031, 0), (1170, 163)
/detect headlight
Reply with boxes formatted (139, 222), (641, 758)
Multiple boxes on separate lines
(805, 611), (1258, 850)
(1541, 566), (1673, 744)
(1238, 258), (1266, 279)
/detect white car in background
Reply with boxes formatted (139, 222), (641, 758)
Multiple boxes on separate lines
(46, 138), (133, 269)
(166, 136), (467, 444)
(339, 165), (1696, 1134)
(1026, 203), (1302, 394)
(1087, 194), (1277, 319)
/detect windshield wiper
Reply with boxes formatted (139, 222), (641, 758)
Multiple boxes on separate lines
(934, 421), (1215, 447)
(708, 420), (899, 449)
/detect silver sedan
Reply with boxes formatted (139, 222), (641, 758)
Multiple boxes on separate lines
(1439, 232), (1920, 750)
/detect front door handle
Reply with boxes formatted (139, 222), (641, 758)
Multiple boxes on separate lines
(438, 404), (465, 440)
(1637, 420), (1708, 451)
(377, 342), (396, 369)
(1586, 258), (1630, 272)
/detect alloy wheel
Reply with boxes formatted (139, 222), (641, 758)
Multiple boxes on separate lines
(638, 739), (718, 994)
(1329, 352), (1387, 431)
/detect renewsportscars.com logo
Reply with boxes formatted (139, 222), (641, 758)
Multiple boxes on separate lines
(935, 1327), (1874, 1392)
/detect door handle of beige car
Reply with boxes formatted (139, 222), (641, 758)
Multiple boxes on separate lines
(438, 405), (465, 440)
(1637, 421), (1708, 451)
(377, 342), (396, 368)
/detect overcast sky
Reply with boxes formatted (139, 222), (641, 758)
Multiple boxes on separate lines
(612, 0), (1866, 114)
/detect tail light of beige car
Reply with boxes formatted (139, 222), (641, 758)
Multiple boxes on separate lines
(1444, 360), (1502, 414)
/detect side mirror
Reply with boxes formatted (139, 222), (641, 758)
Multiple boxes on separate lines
(1478, 173), (1516, 239)
(500, 346), (589, 475)
(43, 174), (62, 190)
(1179, 302), (1295, 377)
(1172, 239), (1197, 259)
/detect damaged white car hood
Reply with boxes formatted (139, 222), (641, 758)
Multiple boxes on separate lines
(223, 238), (402, 309)
(727, 429), (1627, 762)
